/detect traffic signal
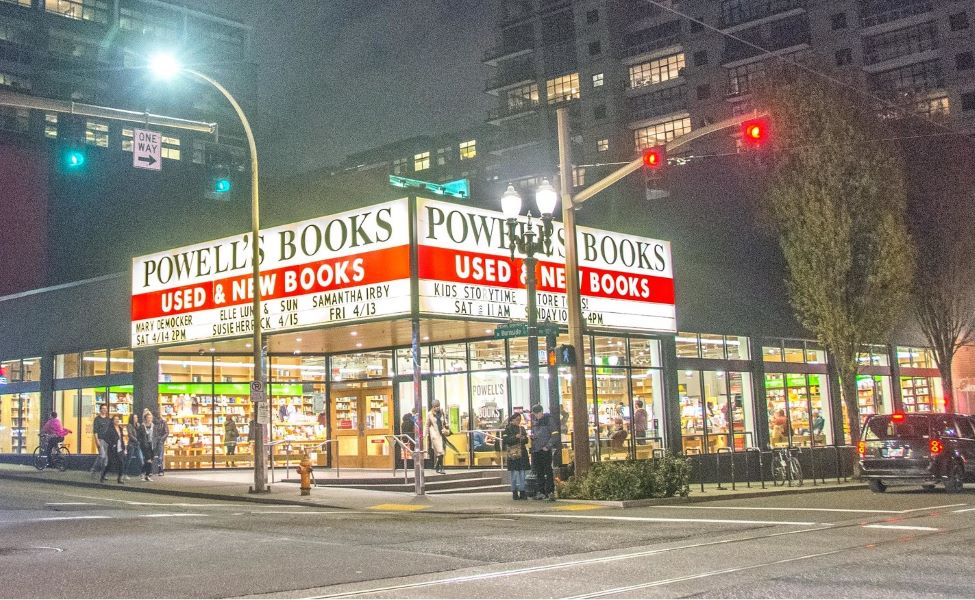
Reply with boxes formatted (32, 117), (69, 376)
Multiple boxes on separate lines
(546, 348), (558, 367)
(554, 344), (576, 366)
(642, 146), (666, 170)
(58, 146), (87, 173)
(741, 118), (769, 148)
(205, 142), (245, 201)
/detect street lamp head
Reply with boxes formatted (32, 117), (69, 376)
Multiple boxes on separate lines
(535, 179), (558, 216)
(500, 184), (522, 219)
(148, 53), (182, 80)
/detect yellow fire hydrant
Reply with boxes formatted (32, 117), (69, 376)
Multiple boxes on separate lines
(297, 452), (313, 496)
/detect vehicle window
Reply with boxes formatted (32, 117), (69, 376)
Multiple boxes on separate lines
(956, 417), (975, 439)
(933, 416), (959, 438)
(863, 415), (929, 440)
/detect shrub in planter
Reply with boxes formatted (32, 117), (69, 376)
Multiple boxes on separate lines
(556, 454), (691, 500)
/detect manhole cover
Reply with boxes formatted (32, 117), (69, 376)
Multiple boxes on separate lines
(0, 546), (63, 556)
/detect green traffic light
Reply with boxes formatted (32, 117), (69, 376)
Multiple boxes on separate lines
(214, 178), (232, 193)
(64, 150), (85, 168)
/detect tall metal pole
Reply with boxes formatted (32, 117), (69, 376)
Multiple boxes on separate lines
(557, 108), (591, 475)
(186, 69), (266, 493)
(525, 250), (540, 411)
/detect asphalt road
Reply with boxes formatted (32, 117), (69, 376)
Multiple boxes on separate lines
(1, 479), (974, 598)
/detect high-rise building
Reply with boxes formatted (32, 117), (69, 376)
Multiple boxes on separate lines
(484, 0), (975, 189)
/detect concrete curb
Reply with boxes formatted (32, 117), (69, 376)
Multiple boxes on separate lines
(562, 482), (868, 508)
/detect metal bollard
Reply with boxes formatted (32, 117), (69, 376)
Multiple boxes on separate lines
(745, 447), (764, 489)
(716, 448), (733, 490)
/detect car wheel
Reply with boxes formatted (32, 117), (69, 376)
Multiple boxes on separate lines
(944, 464), (965, 494)
(869, 479), (887, 493)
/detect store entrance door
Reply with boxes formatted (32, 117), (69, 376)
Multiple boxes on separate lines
(393, 375), (432, 468)
(330, 382), (394, 469)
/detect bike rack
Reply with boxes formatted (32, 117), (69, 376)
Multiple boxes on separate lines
(744, 447), (764, 489)
(715, 448), (734, 490)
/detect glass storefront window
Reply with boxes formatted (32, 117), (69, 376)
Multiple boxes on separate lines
(81, 350), (108, 377)
(700, 334), (725, 359)
(726, 336), (750, 360)
(55, 389), (81, 453)
(783, 342), (804, 363)
(431, 344), (467, 374)
(213, 357), (253, 382)
(159, 355), (211, 383)
(592, 336), (627, 367)
(765, 373), (832, 448)
(395, 348), (430, 375)
(631, 368), (664, 453)
(897, 346), (935, 368)
(109, 348), (134, 374)
(901, 376), (944, 412)
(432, 373), (470, 467)
(109, 387), (134, 421)
(679, 370), (705, 454)
(0, 359), (22, 382)
(329, 352), (390, 380)
(470, 340), (505, 370)
(56, 353), (81, 379)
(0, 393), (38, 454)
(78, 388), (101, 455)
(805, 342), (827, 364)
(21, 358), (40, 382)
(631, 338), (662, 367)
(858, 345), (890, 367)
(676, 333), (699, 358)
(595, 367), (629, 460)
(762, 343), (783, 362)
(471, 370), (508, 430)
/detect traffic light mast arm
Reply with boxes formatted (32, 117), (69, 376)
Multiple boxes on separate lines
(571, 111), (768, 207)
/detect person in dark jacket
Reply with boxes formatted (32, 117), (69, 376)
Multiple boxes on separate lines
(502, 413), (530, 500)
(124, 413), (143, 479)
(530, 404), (558, 501)
(400, 412), (416, 470)
(138, 412), (156, 481)
(100, 416), (125, 484)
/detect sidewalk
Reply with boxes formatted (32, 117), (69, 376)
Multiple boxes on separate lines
(0, 464), (865, 514)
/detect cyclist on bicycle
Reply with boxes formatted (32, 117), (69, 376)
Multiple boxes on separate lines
(40, 411), (71, 467)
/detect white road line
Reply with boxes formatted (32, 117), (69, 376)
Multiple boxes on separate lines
(862, 524), (939, 531)
(514, 514), (824, 526)
(61, 493), (239, 507)
(655, 505), (902, 514)
(139, 513), (208, 518)
(903, 503), (967, 512)
(45, 502), (95, 506)
(245, 511), (358, 515)
(952, 507), (975, 513)
(563, 548), (848, 599)
(35, 516), (111, 521)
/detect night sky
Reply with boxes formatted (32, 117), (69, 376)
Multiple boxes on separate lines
(201, 0), (496, 176)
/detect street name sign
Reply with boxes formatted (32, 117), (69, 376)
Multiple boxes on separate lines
(133, 128), (162, 171)
(494, 323), (528, 339)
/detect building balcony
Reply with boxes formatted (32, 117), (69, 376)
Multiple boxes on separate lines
(722, 25), (810, 64)
(858, 0), (933, 29)
(626, 84), (688, 123)
(487, 100), (540, 124)
(622, 21), (682, 60)
(483, 39), (534, 66)
(485, 64), (536, 95)
(719, 0), (805, 30)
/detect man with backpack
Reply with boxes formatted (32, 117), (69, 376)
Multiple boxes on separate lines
(529, 404), (559, 501)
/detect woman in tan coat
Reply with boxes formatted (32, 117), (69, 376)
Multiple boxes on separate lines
(426, 400), (449, 474)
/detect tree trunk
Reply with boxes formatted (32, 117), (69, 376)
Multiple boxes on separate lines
(940, 363), (954, 414)
(838, 366), (861, 444)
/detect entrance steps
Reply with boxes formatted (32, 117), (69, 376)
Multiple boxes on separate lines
(297, 469), (509, 494)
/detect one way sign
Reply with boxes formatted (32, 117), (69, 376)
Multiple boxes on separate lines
(133, 128), (162, 171)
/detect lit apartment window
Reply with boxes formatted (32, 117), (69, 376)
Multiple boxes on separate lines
(162, 135), (180, 160)
(628, 53), (685, 89)
(546, 73), (580, 104)
(85, 120), (109, 148)
(572, 167), (586, 187)
(121, 128), (133, 151)
(916, 96), (949, 117)
(44, 113), (58, 139)
(597, 139), (608, 152)
(505, 83), (539, 109)
(47, 0), (109, 25)
(592, 73), (604, 88)
(0, 0), (32, 6)
(414, 151), (430, 171)
(459, 140), (476, 160)
(634, 117), (692, 151)
(392, 157), (408, 175)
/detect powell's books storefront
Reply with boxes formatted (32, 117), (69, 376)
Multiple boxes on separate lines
(0, 196), (947, 469)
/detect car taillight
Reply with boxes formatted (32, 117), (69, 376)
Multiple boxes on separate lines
(857, 441), (866, 457)
(891, 413), (905, 422)
(930, 439), (944, 455)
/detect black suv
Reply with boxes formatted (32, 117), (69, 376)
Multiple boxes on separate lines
(858, 413), (975, 493)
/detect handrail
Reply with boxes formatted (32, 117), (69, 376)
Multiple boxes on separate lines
(386, 434), (417, 483)
(745, 447), (765, 489)
(316, 439), (340, 480)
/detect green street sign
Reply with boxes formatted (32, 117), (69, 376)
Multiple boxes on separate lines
(494, 323), (528, 339)
(388, 175), (470, 199)
(538, 322), (561, 338)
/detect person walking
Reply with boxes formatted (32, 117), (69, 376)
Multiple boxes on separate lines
(224, 416), (239, 466)
(152, 412), (170, 476)
(426, 400), (449, 474)
(529, 404), (558, 501)
(40, 411), (71, 467)
(123, 413), (143, 480)
(89, 404), (110, 477)
(100, 416), (126, 484)
(138, 411), (156, 481)
(400, 412), (416, 470)
(502, 413), (530, 500)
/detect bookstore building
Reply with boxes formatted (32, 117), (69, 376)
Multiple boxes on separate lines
(0, 195), (954, 470)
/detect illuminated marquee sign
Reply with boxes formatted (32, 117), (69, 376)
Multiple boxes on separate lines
(131, 197), (676, 348)
(416, 198), (675, 332)
(130, 200), (412, 347)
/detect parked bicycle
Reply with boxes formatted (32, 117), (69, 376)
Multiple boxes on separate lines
(771, 446), (803, 486)
(33, 434), (71, 472)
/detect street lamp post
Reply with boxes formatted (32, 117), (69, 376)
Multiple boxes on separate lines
(150, 55), (268, 493)
(500, 182), (558, 414)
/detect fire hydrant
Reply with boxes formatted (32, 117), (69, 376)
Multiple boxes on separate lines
(297, 452), (313, 496)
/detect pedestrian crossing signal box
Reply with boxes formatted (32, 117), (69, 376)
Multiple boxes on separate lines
(554, 345), (576, 366)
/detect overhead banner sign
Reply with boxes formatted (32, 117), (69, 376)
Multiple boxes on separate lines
(131, 199), (412, 347)
(416, 198), (676, 333)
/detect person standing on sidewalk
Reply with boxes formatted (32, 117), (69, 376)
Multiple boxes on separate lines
(138, 411), (156, 481)
(100, 416), (125, 484)
(529, 404), (558, 501)
(224, 416), (239, 466)
(152, 411), (169, 476)
(89, 404), (110, 477)
(124, 413), (143, 479)
(502, 412), (530, 500)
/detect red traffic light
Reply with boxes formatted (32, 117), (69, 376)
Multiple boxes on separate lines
(741, 118), (769, 146)
(642, 146), (666, 170)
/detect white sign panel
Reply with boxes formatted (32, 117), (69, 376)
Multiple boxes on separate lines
(133, 128), (162, 171)
(131, 199), (412, 347)
(416, 198), (676, 333)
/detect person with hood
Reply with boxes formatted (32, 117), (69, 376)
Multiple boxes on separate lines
(530, 404), (558, 500)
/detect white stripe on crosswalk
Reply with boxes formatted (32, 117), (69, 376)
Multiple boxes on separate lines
(862, 524), (938, 531)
